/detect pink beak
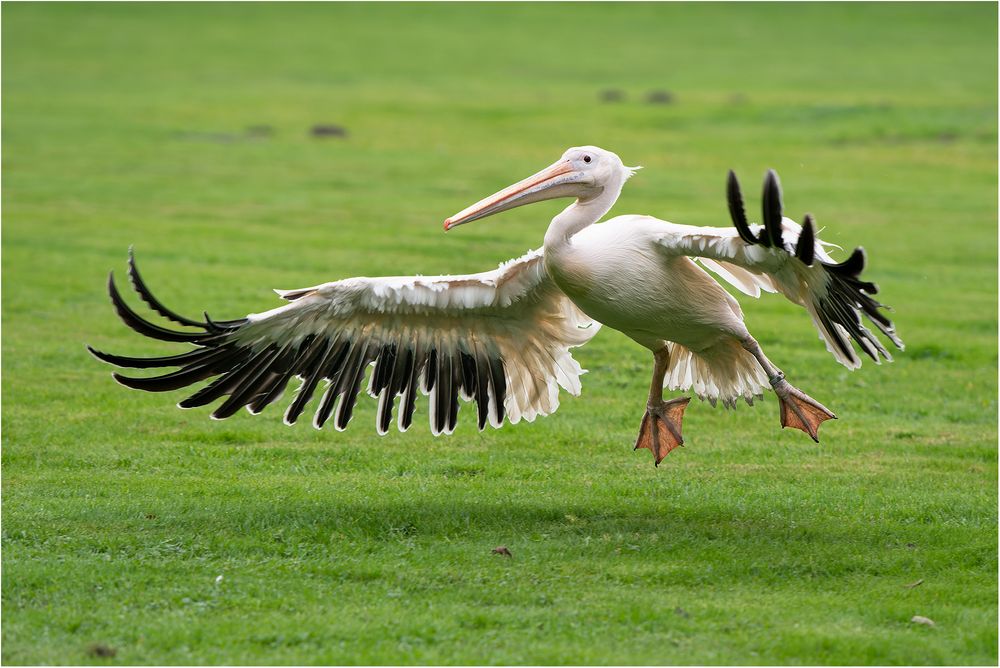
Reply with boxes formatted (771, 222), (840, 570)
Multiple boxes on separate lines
(443, 159), (583, 231)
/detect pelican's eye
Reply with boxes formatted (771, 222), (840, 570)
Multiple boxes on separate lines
(583, 155), (592, 164)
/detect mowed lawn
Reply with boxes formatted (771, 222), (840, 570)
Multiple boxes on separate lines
(2, 3), (996, 665)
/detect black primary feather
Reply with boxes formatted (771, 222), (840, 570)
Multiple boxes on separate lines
(816, 308), (856, 364)
(88, 345), (220, 370)
(107, 273), (210, 344)
(435, 353), (452, 434)
(825, 247), (866, 278)
(726, 170), (760, 245)
(761, 169), (784, 249)
(112, 346), (245, 392)
(459, 352), (478, 401)
(177, 347), (269, 409)
(448, 362), (461, 433)
(379, 346), (413, 433)
(423, 348), (438, 393)
(248, 366), (295, 414)
(247, 343), (305, 414)
(335, 342), (373, 430)
(211, 346), (283, 419)
(473, 353), (490, 430)
(371, 343), (397, 397)
(283, 341), (337, 424)
(399, 355), (420, 431)
(796, 215), (816, 266)
(314, 340), (362, 428)
(488, 355), (506, 425)
(127, 250), (206, 328)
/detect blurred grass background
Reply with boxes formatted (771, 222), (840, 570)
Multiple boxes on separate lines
(2, 2), (997, 665)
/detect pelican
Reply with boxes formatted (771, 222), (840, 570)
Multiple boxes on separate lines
(89, 146), (903, 464)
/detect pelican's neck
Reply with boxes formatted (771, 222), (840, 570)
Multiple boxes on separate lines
(543, 183), (622, 252)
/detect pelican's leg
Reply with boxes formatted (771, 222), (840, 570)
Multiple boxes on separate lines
(634, 346), (691, 466)
(740, 336), (836, 442)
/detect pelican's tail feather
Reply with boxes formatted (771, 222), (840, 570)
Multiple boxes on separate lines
(663, 340), (769, 409)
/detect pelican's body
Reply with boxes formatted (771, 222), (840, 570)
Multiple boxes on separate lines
(90, 145), (903, 464)
(547, 216), (747, 350)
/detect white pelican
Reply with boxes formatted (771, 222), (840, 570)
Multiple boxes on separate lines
(90, 146), (902, 464)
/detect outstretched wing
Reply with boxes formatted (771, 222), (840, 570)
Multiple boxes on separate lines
(655, 170), (903, 369)
(89, 249), (600, 435)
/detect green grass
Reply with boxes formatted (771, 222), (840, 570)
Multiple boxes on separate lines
(2, 2), (997, 664)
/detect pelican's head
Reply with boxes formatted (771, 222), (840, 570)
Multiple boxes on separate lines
(443, 145), (638, 230)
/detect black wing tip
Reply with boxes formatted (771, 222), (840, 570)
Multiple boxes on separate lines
(111, 372), (150, 391)
(764, 169), (783, 200)
(87, 344), (143, 368)
(816, 241), (903, 362)
(101, 248), (251, 347)
(796, 214), (816, 266)
(761, 168), (784, 248)
(127, 250), (214, 329)
(726, 170), (760, 245)
(823, 246), (867, 279)
(97, 248), (266, 410)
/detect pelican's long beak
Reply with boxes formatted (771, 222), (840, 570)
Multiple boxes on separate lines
(443, 159), (587, 230)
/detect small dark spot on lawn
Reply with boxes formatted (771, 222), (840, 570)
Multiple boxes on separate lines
(646, 90), (675, 105)
(906, 542), (917, 549)
(311, 124), (348, 138)
(492, 546), (512, 557)
(144, 513), (157, 520)
(674, 606), (690, 618)
(171, 131), (239, 143)
(937, 132), (958, 143)
(599, 89), (625, 103)
(439, 464), (485, 479)
(87, 643), (116, 658)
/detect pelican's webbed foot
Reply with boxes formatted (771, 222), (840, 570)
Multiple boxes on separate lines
(771, 378), (836, 442)
(634, 397), (691, 466)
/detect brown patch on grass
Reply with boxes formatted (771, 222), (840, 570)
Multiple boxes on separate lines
(646, 90), (675, 105)
(87, 643), (116, 658)
(311, 124), (348, 138)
